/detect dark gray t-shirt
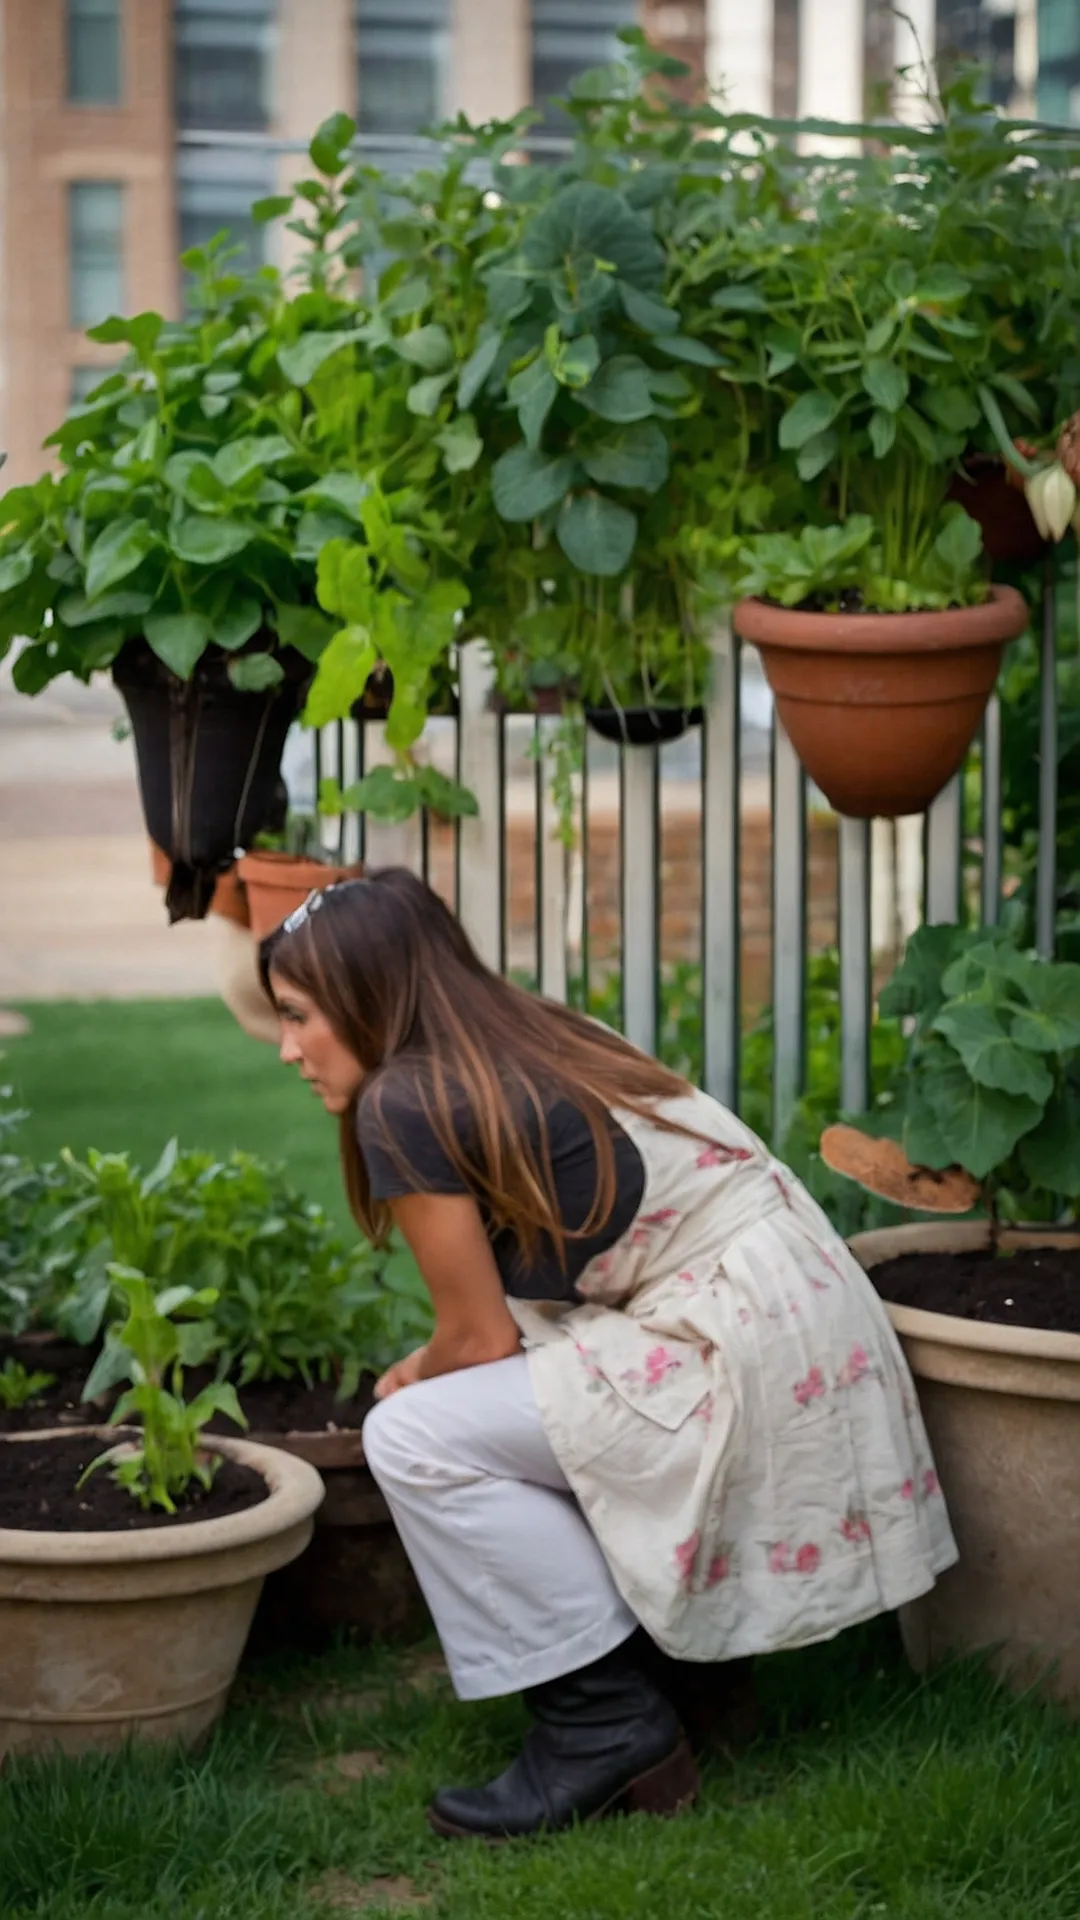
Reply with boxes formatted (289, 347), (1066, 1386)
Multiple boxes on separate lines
(356, 1068), (645, 1302)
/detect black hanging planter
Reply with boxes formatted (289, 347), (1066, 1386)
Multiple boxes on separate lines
(584, 703), (703, 746)
(113, 638), (312, 923)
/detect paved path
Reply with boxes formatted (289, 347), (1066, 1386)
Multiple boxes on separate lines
(0, 669), (222, 1001)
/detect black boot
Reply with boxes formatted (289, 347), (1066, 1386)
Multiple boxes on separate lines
(428, 1643), (699, 1841)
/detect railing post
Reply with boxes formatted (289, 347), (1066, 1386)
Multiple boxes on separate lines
(771, 721), (806, 1146)
(1036, 553), (1058, 958)
(925, 776), (963, 926)
(536, 715), (569, 1003)
(620, 744), (659, 1055)
(456, 641), (505, 971)
(980, 695), (1002, 928)
(703, 619), (741, 1107)
(838, 816), (871, 1116)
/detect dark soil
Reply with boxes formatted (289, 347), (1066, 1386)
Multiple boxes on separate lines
(206, 1373), (377, 1436)
(0, 1432), (268, 1532)
(871, 1245), (1080, 1335)
(0, 1334), (107, 1435)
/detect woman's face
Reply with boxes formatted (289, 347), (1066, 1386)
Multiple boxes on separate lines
(270, 973), (364, 1114)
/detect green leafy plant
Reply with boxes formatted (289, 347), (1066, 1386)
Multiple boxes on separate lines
(81, 1268), (245, 1514)
(856, 924), (1080, 1225)
(735, 508), (985, 613)
(0, 1357), (56, 1410)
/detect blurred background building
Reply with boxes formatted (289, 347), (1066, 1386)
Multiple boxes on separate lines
(0, 0), (1066, 484)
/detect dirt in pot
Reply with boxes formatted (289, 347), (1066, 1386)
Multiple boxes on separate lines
(205, 1373), (377, 1437)
(871, 1246), (1080, 1335)
(0, 1336), (107, 1435)
(0, 1433), (268, 1532)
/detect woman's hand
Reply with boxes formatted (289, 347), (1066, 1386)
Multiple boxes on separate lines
(373, 1346), (429, 1400)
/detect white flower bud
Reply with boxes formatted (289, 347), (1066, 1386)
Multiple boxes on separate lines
(1026, 461), (1077, 543)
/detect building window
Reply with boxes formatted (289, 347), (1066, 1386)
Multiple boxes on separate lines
(69, 182), (124, 329)
(177, 153), (273, 296)
(174, 0), (275, 132)
(355, 0), (448, 138)
(67, 0), (121, 104)
(530, 0), (635, 125)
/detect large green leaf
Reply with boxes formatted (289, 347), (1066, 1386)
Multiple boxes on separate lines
(395, 324), (453, 372)
(523, 182), (665, 293)
(869, 408), (897, 459)
(581, 421), (669, 494)
(212, 436), (292, 489)
(509, 357), (558, 450)
(492, 446), (575, 522)
(86, 311), (163, 360)
(276, 330), (364, 387)
(406, 371), (453, 417)
(932, 1001), (1054, 1103)
(457, 335), (501, 410)
(654, 334), (724, 368)
(1009, 964), (1080, 1054)
(578, 355), (654, 424)
(213, 595), (263, 651)
(778, 391), (843, 451)
(923, 386), (981, 433)
(274, 602), (336, 660)
(919, 1050), (1042, 1180)
(84, 518), (157, 600)
(168, 518), (252, 567)
(556, 494), (637, 577)
(303, 624), (377, 728)
(862, 359), (909, 413)
(435, 415), (483, 475)
(145, 612), (211, 679)
(309, 110), (356, 176)
(619, 284), (679, 335)
(0, 550), (33, 594)
(878, 924), (973, 1030)
(56, 587), (152, 627)
(163, 452), (226, 507)
(1018, 1083), (1080, 1196)
(228, 652), (284, 692)
(301, 472), (370, 522)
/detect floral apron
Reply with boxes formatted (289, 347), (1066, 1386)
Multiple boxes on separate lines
(507, 1089), (958, 1661)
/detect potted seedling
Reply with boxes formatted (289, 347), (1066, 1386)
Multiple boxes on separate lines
(0, 1268), (322, 1756)
(821, 923), (1080, 1706)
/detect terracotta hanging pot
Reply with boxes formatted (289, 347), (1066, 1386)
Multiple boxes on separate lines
(149, 841), (250, 927)
(734, 585), (1029, 818)
(237, 850), (365, 942)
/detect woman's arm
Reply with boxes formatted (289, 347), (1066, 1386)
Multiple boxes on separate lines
(376, 1192), (521, 1396)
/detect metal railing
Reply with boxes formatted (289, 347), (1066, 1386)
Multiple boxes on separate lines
(302, 548), (1064, 1145)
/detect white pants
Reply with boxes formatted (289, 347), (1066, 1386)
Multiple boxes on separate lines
(361, 1355), (638, 1700)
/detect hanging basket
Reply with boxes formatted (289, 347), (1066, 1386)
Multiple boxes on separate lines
(114, 640), (311, 924)
(584, 703), (703, 747)
(734, 586), (1029, 819)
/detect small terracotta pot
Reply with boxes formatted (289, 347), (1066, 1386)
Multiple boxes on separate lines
(947, 455), (1047, 569)
(0, 1430), (323, 1757)
(735, 585), (1029, 818)
(851, 1222), (1080, 1712)
(237, 851), (365, 942)
(149, 842), (250, 928)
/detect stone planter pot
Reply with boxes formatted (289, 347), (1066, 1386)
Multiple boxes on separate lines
(734, 586), (1029, 818)
(247, 1425), (428, 1648)
(237, 851), (365, 942)
(0, 1431), (323, 1758)
(850, 1221), (1080, 1709)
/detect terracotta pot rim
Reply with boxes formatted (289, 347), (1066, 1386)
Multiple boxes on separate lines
(0, 1429), (324, 1565)
(237, 851), (349, 879)
(734, 583), (1028, 653)
(850, 1222), (1080, 1366)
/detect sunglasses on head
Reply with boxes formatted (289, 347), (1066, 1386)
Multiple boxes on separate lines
(280, 876), (366, 936)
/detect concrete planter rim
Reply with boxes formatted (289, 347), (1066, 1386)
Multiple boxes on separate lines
(0, 1429), (324, 1567)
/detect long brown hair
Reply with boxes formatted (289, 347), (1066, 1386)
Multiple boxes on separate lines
(261, 867), (694, 1256)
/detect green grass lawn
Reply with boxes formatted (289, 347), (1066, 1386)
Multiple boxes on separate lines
(3, 1621), (1079, 1919)
(5, 999), (353, 1234)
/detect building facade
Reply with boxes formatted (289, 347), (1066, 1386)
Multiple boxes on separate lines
(0, 0), (1070, 487)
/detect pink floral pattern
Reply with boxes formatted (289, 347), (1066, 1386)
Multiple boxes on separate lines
(836, 1344), (871, 1389)
(644, 1345), (681, 1387)
(840, 1508), (872, 1545)
(793, 1364), (827, 1407)
(674, 1532), (700, 1588)
(705, 1550), (732, 1587)
(768, 1541), (822, 1575)
(696, 1142), (753, 1170)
